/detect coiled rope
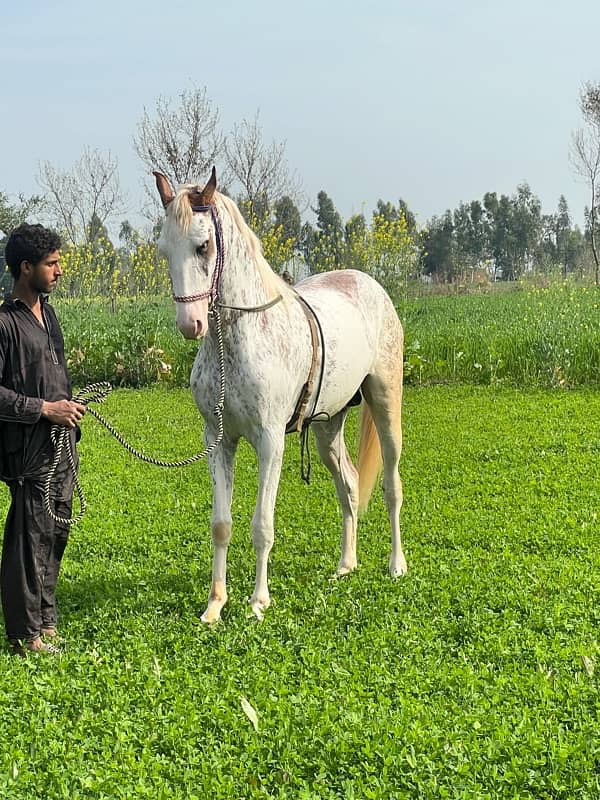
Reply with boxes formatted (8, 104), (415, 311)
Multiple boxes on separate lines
(43, 306), (226, 526)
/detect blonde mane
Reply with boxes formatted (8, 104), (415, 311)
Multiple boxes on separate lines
(170, 186), (293, 303)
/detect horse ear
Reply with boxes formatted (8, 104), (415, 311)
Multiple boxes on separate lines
(188, 166), (218, 208)
(153, 171), (174, 208)
(201, 166), (217, 204)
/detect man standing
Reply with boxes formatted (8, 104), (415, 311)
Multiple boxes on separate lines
(0, 224), (86, 655)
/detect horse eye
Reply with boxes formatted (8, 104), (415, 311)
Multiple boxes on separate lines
(196, 241), (209, 257)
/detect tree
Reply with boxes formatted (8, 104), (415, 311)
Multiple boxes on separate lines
(542, 196), (574, 276)
(398, 199), (417, 235)
(344, 213), (368, 270)
(571, 81), (600, 284)
(310, 191), (345, 272)
(273, 196), (302, 244)
(0, 191), (45, 237)
(374, 198), (417, 235)
(299, 221), (317, 266)
(347, 212), (417, 299)
(38, 148), (125, 246)
(420, 211), (455, 281)
(224, 111), (302, 215)
(118, 220), (141, 255)
(134, 86), (225, 191)
(510, 182), (542, 277)
(374, 200), (398, 222)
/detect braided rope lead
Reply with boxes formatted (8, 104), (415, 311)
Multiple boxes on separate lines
(43, 307), (226, 526)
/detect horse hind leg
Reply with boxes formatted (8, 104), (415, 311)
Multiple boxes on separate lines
(360, 365), (407, 578)
(312, 409), (359, 576)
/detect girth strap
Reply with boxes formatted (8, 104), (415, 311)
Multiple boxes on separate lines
(285, 294), (323, 436)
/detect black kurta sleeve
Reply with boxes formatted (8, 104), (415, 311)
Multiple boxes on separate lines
(0, 319), (44, 423)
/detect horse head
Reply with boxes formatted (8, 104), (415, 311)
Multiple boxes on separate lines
(154, 168), (219, 340)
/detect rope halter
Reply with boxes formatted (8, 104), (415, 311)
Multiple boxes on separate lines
(171, 203), (224, 308)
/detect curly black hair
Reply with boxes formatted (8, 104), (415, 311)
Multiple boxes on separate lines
(4, 223), (62, 280)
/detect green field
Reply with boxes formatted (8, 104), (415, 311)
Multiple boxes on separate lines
(400, 283), (600, 387)
(54, 283), (600, 390)
(1, 385), (599, 798)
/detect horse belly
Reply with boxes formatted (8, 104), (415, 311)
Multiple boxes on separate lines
(318, 324), (373, 414)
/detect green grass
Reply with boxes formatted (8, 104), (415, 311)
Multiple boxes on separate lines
(1, 385), (600, 798)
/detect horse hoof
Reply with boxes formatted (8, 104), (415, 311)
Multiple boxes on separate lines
(389, 560), (408, 578)
(249, 596), (270, 621)
(200, 606), (222, 624)
(335, 563), (357, 578)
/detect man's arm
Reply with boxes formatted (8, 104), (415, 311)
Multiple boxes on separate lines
(0, 318), (86, 428)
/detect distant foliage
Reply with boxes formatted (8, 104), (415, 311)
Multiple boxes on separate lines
(237, 200), (297, 274)
(400, 282), (600, 387)
(58, 236), (170, 298)
(346, 212), (418, 301)
(57, 296), (195, 389)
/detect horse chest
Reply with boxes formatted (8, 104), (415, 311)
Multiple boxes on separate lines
(190, 326), (310, 430)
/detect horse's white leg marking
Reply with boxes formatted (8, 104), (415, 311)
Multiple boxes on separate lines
(313, 410), (359, 576)
(201, 436), (238, 623)
(249, 431), (285, 620)
(362, 372), (407, 578)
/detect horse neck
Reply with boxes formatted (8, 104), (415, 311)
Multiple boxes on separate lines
(217, 218), (271, 307)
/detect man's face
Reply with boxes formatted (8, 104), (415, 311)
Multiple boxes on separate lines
(27, 249), (62, 294)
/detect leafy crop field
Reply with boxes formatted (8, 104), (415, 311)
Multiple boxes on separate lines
(401, 283), (600, 387)
(54, 283), (600, 390)
(1, 385), (599, 798)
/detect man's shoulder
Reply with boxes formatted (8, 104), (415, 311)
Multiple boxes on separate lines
(0, 299), (18, 334)
(0, 301), (11, 321)
(0, 297), (16, 316)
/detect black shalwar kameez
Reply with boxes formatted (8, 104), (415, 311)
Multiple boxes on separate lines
(0, 295), (77, 641)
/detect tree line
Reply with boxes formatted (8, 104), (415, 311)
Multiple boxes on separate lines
(1, 82), (599, 296)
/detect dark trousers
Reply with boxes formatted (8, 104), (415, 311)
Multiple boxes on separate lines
(1, 467), (72, 641)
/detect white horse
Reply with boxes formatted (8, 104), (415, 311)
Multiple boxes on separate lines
(154, 168), (407, 622)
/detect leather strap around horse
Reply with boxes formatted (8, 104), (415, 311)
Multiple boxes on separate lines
(285, 293), (323, 435)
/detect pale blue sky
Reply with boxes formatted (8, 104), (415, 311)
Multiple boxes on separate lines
(1, 0), (599, 231)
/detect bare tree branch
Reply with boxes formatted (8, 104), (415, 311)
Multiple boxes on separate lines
(37, 148), (125, 245)
(571, 82), (600, 282)
(134, 86), (226, 188)
(224, 111), (303, 212)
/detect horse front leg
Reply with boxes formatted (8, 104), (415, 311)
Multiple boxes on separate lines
(201, 435), (238, 624)
(249, 430), (285, 621)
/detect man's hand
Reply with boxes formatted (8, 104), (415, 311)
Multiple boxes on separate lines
(41, 399), (87, 428)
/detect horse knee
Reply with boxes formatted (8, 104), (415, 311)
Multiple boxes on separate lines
(252, 523), (274, 552)
(212, 521), (231, 546)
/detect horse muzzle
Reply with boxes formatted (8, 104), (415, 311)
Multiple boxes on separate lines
(176, 299), (209, 339)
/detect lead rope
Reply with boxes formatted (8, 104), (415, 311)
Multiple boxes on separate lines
(43, 306), (226, 526)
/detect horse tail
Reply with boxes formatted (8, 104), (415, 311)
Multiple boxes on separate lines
(357, 400), (382, 515)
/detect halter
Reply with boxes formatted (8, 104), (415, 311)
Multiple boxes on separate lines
(171, 204), (224, 307)
(171, 203), (283, 313)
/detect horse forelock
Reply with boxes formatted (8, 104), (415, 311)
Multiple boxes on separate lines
(169, 187), (195, 234)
